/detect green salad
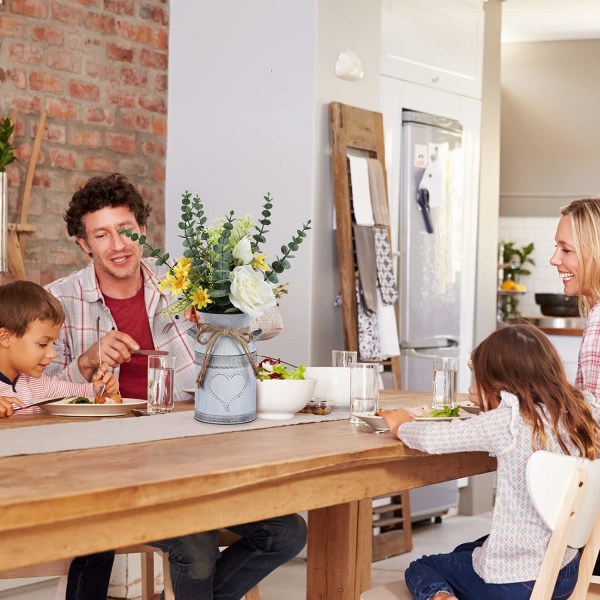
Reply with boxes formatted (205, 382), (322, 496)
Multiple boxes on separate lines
(68, 396), (92, 404)
(426, 406), (460, 418)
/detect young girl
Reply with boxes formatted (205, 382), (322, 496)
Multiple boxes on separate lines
(382, 324), (600, 600)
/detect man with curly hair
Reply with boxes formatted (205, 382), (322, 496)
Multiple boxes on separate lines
(45, 173), (306, 600)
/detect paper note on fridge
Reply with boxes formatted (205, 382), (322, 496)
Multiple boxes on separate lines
(417, 156), (443, 209)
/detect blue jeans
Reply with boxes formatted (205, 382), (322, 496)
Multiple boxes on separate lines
(405, 536), (580, 600)
(66, 514), (307, 600)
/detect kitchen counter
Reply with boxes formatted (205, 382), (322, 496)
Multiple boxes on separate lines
(506, 317), (584, 337)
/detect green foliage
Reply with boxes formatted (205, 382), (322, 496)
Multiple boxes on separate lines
(0, 117), (17, 172)
(503, 242), (535, 279)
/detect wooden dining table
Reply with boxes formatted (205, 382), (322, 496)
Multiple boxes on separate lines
(0, 390), (496, 599)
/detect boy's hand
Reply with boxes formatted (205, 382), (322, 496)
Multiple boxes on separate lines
(382, 408), (415, 437)
(0, 396), (26, 418)
(92, 365), (119, 396)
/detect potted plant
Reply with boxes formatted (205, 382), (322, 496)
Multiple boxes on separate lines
(499, 241), (535, 320)
(0, 117), (16, 273)
(122, 190), (311, 424)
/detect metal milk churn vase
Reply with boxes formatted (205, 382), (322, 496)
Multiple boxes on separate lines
(193, 311), (258, 424)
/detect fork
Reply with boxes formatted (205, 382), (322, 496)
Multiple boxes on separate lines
(96, 316), (106, 397)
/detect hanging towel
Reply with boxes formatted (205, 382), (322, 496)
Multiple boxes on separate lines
(356, 283), (382, 361)
(367, 158), (390, 226)
(348, 155), (374, 225)
(376, 289), (400, 358)
(374, 226), (398, 305)
(353, 224), (378, 312)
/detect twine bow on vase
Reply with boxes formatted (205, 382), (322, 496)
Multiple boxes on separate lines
(195, 323), (259, 388)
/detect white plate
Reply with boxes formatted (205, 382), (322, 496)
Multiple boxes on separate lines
(183, 388), (196, 395)
(353, 412), (389, 431)
(415, 414), (471, 422)
(41, 398), (147, 417)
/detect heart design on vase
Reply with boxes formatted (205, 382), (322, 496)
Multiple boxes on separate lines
(208, 372), (248, 412)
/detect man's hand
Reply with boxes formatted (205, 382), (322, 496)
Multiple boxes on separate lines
(78, 331), (140, 380)
(0, 396), (26, 418)
(382, 408), (415, 437)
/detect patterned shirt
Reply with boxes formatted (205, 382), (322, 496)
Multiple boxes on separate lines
(45, 259), (197, 400)
(576, 299), (600, 398)
(3, 374), (94, 413)
(397, 391), (600, 584)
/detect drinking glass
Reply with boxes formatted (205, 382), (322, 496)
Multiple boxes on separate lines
(147, 355), (176, 414)
(332, 350), (358, 368)
(350, 363), (379, 424)
(331, 350), (357, 407)
(432, 356), (458, 410)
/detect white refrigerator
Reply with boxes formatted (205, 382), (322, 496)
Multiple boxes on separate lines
(397, 110), (464, 521)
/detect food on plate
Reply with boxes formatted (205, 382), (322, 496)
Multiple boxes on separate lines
(300, 399), (331, 415)
(68, 396), (93, 404)
(257, 357), (306, 381)
(425, 406), (461, 418)
(374, 409), (387, 416)
(94, 391), (124, 405)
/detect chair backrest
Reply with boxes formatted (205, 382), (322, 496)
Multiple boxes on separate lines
(527, 450), (600, 548)
(526, 450), (600, 600)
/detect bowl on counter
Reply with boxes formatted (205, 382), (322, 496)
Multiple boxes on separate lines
(534, 293), (579, 317)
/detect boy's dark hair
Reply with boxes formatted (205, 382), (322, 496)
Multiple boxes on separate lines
(0, 281), (65, 337)
(64, 173), (152, 239)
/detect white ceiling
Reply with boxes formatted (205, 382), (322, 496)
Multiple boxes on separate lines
(502, 0), (600, 43)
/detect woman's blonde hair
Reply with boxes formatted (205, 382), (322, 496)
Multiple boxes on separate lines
(471, 324), (600, 459)
(561, 198), (600, 315)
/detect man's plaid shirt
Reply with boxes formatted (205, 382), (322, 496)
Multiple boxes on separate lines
(45, 259), (196, 400)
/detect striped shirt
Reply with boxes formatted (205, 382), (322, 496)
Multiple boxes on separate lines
(397, 391), (600, 584)
(3, 374), (94, 413)
(576, 299), (600, 398)
(45, 259), (197, 400)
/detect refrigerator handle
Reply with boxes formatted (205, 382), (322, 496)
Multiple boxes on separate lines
(400, 336), (459, 350)
(417, 188), (434, 234)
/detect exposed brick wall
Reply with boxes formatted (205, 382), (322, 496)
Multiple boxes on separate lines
(0, 0), (168, 286)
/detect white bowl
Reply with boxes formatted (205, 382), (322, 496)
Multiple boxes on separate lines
(256, 378), (317, 420)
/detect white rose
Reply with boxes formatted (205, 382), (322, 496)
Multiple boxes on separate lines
(232, 237), (253, 265)
(229, 265), (276, 317)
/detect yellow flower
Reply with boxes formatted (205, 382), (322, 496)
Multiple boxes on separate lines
(173, 256), (192, 278)
(169, 273), (191, 296)
(191, 287), (213, 310)
(158, 277), (171, 293)
(251, 253), (268, 272)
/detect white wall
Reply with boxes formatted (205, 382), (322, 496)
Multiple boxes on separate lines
(166, 1), (318, 365)
(167, 0), (382, 367)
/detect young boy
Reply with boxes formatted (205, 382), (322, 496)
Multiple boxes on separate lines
(0, 281), (117, 418)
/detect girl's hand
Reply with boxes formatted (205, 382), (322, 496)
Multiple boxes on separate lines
(382, 408), (415, 437)
(92, 365), (119, 396)
(0, 396), (25, 418)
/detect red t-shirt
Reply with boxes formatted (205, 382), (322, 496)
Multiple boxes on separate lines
(103, 285), (154, 400)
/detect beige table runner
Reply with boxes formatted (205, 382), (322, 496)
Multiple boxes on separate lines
(0, 410), (351, 458)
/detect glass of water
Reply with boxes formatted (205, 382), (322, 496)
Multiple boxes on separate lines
(350, 363), (379, 425)
(147, 354), (176, 414)
(432, 356), (458, 410)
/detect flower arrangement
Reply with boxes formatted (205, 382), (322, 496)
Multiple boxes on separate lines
(122, 191), (311, 317)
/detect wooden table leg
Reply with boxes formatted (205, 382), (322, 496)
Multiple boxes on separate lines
(307, 499), (372, 599)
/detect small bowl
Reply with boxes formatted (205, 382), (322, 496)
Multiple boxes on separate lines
(256, 378), (317, 420)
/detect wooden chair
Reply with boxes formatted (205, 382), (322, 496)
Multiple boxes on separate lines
(0, 544), (164, 600)
(0, 532), (260, 600)
(361, 450), (600, 600)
